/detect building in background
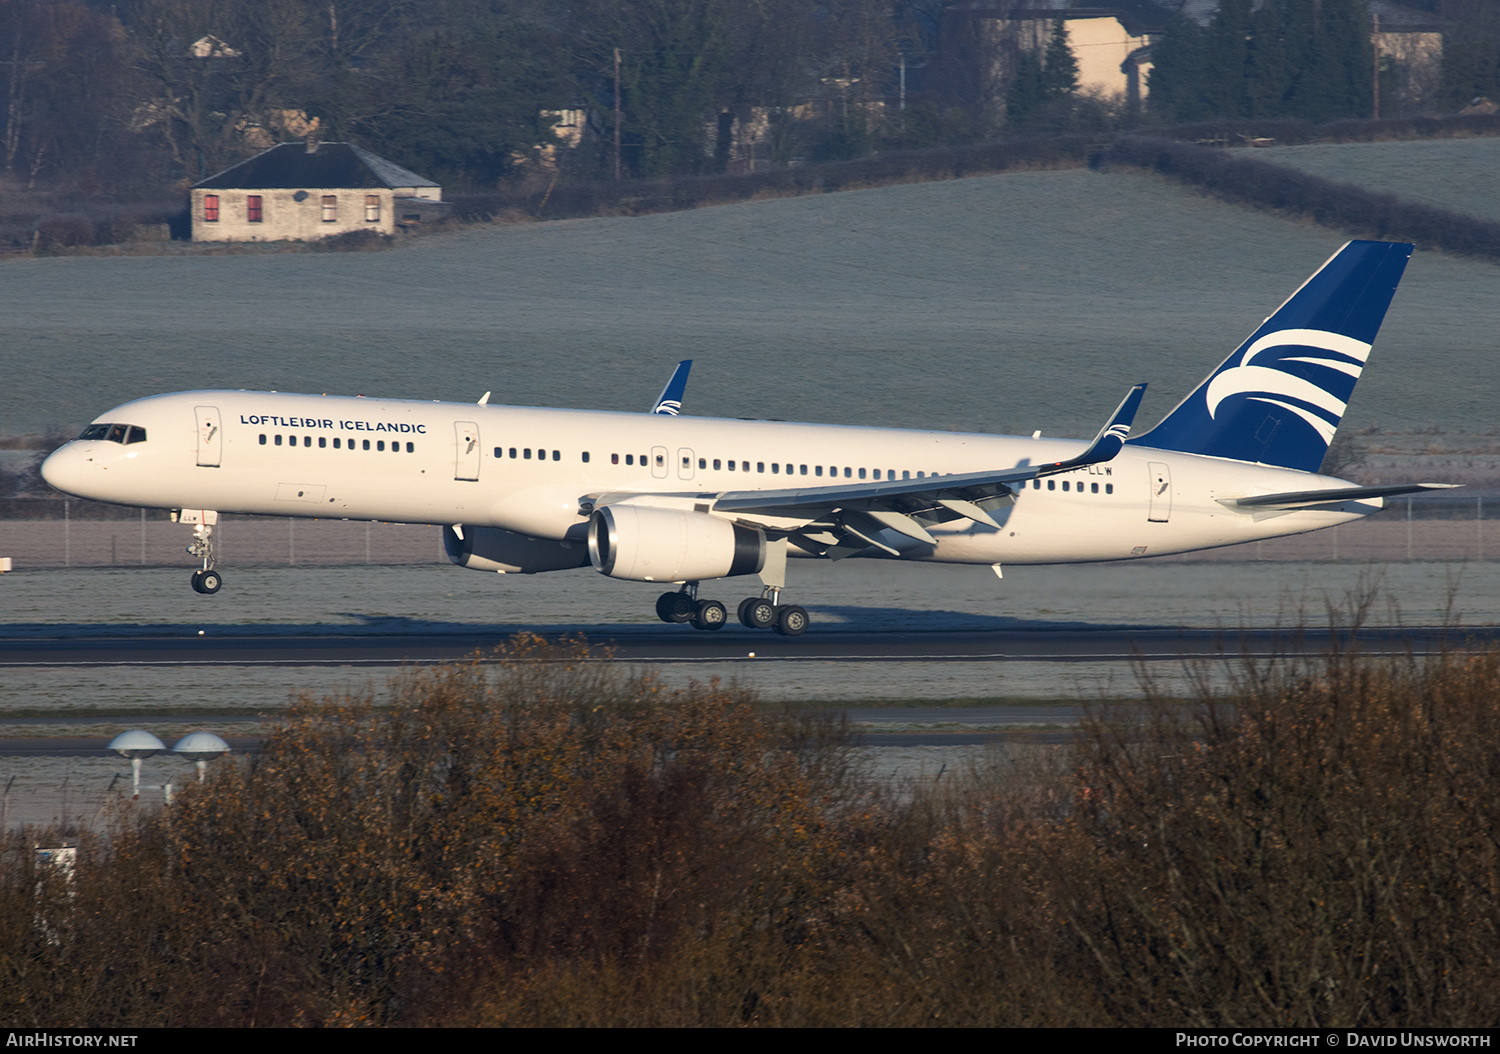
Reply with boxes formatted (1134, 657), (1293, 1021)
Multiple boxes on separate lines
(191, 138), (447, 243)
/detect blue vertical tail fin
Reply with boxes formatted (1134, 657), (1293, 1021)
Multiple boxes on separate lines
(651, 360), (692, 415)
(1129, 241), (1413, 472)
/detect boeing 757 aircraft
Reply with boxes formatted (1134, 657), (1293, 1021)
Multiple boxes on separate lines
(41, 240), (1450, 635)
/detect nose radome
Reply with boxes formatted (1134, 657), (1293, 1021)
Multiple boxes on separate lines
(40, 443), (87, 496)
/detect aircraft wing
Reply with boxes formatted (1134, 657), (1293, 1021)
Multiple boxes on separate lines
(651, 360), (692, 415)
(1218, 482), (1461, 511)
(710, 384), (1146, 555)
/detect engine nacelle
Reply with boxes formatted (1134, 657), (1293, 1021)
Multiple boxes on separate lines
(588, 505), (765, 582)
(443, 525), (590, 574)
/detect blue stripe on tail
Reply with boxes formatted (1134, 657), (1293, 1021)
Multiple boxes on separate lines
(1129, 241), (1413, 473)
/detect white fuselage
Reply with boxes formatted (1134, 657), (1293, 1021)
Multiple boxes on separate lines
(40, 390), (1379, 567)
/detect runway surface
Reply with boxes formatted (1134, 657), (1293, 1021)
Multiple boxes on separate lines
(0, 622), (1490, 669)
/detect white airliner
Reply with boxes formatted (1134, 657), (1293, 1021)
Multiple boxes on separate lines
(41, 240), (1451, 635)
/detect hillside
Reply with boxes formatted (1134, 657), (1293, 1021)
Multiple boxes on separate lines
(1258, 136), (1500, 224)
(1, 164), (1494, 446)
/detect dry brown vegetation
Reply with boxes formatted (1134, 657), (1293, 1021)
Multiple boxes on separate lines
(3, 632), (1499, 1027)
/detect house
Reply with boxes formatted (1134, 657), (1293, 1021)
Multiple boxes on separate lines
(940, 1), (1170, 118)
(191, 138), (447, 242)
(1007, 5), (1166, 108)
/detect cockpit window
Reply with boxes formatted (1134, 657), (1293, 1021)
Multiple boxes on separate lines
(78, 423), (147, 444)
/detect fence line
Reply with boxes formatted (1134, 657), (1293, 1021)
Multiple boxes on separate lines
(4, 495), (1499, 570)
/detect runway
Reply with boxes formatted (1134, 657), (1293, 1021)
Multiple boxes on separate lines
(0, 622), (1490, 669)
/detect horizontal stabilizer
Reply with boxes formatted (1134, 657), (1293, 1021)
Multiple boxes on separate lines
(1219, 482), (1460, 511)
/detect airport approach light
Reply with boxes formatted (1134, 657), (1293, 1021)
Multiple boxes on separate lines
(173, 732), (231, 782)
(109, 730), (165, 798)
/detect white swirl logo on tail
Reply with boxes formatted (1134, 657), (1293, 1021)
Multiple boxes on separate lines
(1204, 328), (1370, 443)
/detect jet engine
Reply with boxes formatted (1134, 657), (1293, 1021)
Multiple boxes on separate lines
(443, 525), (591, 574)
(588, 505), (764, 582)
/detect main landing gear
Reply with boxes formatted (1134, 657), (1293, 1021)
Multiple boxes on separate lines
(175, 509), (223, 595)
(655, 584), (809, 636)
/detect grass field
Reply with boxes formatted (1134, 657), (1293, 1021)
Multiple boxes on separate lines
(2, 164), (1495, 444)
(1259, 135), (1500, 224)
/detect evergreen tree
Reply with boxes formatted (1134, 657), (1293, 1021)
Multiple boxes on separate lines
(1438, 0), (1500, 109)
(1202, 0), (1254, 118)
(1041, 16), (1079, 99)
(1005, 48), (1045, 128)
(1008, 16), (1078, 131)
(1150, 0), (1373, 123)
(1147, 13), (1212, 121)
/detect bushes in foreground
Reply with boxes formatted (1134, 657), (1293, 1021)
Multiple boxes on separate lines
(4, 633), (1500, 1026)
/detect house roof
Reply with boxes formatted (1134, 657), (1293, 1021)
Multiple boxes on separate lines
(193, 142), (439, 190)
(998, 3), (1176, 37)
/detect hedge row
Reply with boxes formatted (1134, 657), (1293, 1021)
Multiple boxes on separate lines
(448, 134), (1096, 222)
(1102, 134), (1500, 259)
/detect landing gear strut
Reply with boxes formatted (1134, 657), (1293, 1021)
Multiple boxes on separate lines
(651, 539), (808, 634)
(176, 509), (223, 595)
(735, 587), (806, 635)
(655, 584), (729, 631)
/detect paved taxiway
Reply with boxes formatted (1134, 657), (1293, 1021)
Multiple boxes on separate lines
(0, 624), (1490, 669)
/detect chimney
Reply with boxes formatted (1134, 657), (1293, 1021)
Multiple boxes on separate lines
(305, 132), (319, 154)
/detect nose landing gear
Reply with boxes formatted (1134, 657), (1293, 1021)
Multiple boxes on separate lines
(176, 509), (223, 595)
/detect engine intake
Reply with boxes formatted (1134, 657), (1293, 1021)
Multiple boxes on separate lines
(588, 505), (764, 582)
(443, 525), (590, 574)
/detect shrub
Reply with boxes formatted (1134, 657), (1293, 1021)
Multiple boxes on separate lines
(7, 631), (1500, 1025)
